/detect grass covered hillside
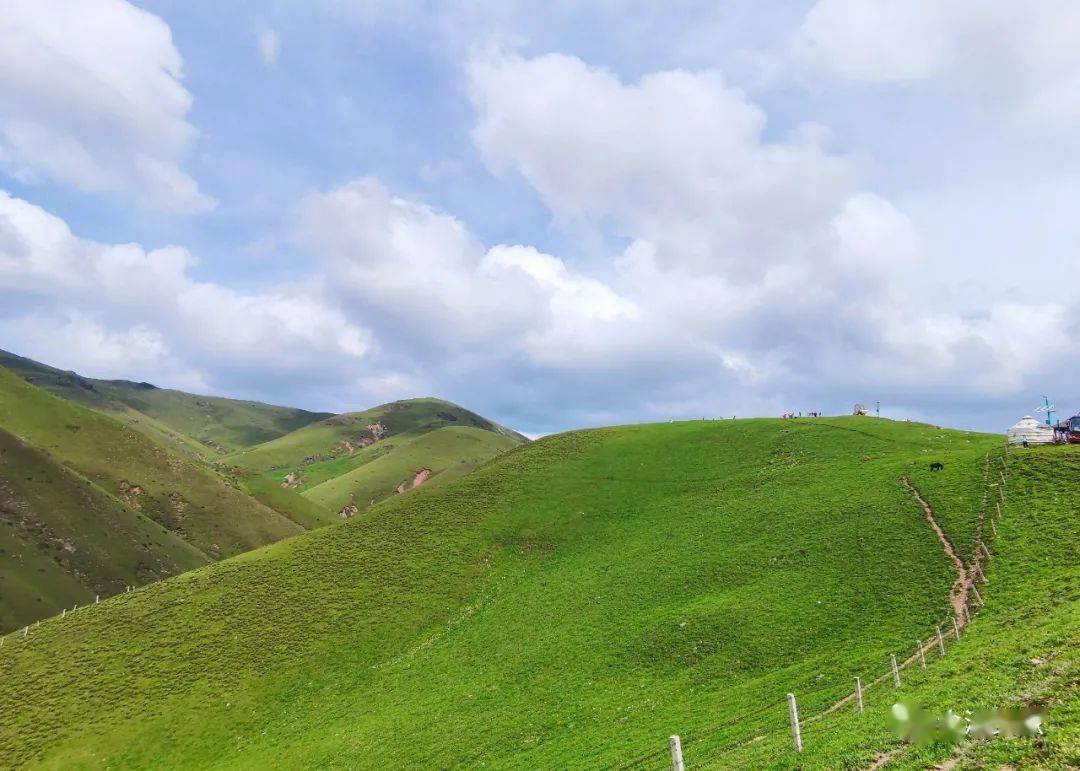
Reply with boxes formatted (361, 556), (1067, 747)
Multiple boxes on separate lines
(225, 397), (526, 514)
(303, 425), (522, 513)
(0, 427), (209, 632)
(0, 350), (331, 457)
(0, 367), (307, 629)
(3, 416), (1061, 770)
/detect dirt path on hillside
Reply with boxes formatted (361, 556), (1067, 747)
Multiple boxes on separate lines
(804, 476), (975, 729)
(899, 475), (971, 620)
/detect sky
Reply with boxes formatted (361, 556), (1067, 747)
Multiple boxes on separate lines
(0, 0), (1077, 436)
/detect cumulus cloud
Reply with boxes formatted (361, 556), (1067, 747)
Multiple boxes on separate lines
(462, 48), (1077, 421)
(795, 0), (1080, 127)
(2, 33), (1076, 432)
(0, 0), (213, 211)
(0, 189), (368, 397)
(0, 311), (209, 391)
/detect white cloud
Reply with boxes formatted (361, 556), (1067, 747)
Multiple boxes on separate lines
(795, 0), (1080, 127)
(0, 311), (209, 391)
(0, 189), (369, 393)
(0, 0), (213, 211)
(468, 47), (856, 278)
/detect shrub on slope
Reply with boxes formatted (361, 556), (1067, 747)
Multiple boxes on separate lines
(0, 417), (1003, 768)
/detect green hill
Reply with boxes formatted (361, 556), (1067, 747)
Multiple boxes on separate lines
(0, 367), (309, 629)
(3, 417), (1072, 768)
(0, 350), (331, 458)
(0, 427), (210, 632)
(224, 397), (527, 515)
(303, 425), (522, 513)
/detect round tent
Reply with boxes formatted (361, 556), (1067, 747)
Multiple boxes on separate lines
(1007, 416), (1056, 445)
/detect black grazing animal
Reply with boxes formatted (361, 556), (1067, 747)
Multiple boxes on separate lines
(929, 461), (944, 472)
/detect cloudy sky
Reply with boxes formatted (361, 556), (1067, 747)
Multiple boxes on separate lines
(1, 0), (1077, 435)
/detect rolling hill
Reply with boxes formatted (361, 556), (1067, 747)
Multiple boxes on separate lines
(2, 417), (1072, 768)
(0, 366), (309, 630)
(0, 426), (210, 631)
(0, 349), (331, 458)
(224, 398), (527, 515)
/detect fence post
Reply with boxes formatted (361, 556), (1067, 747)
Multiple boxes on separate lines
(971, 586), (984, 606)
(953, 616), (961, 639)
(95, 595), (100, 604)
(936, 626), (946, 655)
(891, 654), (901, 687)
(990, 519), (997, 537)
(22, 626), (28, 637)
(61, 608), (66, 619)
(787, 693), (802, 752)
(995, 502), (1002, 520)
(981, 542), (992, 560)
(916, 641), (926, 668)
(976, 563), (988, 583)
(854, 677), (864, 713)
(669, 735), (685, 771)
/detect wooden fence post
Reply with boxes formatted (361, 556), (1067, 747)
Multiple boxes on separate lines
(95, 595), (100, 604)
(916, 641), (926, 668)
(854, 677), (864, 713)
(953, 616), (961, 639)
(787, 693), (802, 752)
(61, 608), (66, 619)
(981, 542), (992, 560)
(936, 626), (946, 655)
(996, 502), (1002, 520)
(976, 563), (988, 583)
(669, 735), (685, 771)
(972, 586), (985, 606)
(891, 654), (901, 687)
(990, 519), (997, 537)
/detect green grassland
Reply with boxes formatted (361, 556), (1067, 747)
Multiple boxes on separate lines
(303, 425), (522, 512)
(230, 472), (338, 530)
(0, 350), (331, 457)
(698, 443), (1079, 769)
(0, 427), (210, 631)
(2, 416), (1054, 769)
(224, 397), (526, 479)
(0, 366), (304, 575)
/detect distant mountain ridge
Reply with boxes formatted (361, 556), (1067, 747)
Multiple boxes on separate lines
(0, 349), (332, 458)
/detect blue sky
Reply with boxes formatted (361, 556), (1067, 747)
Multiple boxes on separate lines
(1, 1), (1077, 435)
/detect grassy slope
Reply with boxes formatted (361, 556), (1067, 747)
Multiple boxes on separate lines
(710, 444), (1079, 769)
(0, 417), (1016, 768)
(303, 425), (522, 512)
(0, 428), (210, 632)
(0, 367), (304, 564)
(0, 350), (331, 456)
(231, 472), (338, 530)
(224, 397), (526, 480)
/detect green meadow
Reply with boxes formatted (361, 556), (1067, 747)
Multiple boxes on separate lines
(3, 416), (1066, 769)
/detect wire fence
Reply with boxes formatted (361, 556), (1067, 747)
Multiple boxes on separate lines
(629, 448), (1007, 769)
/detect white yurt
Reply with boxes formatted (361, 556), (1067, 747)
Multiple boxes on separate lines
(1007, 416), (1056, 445)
